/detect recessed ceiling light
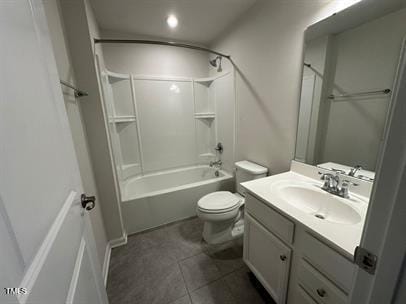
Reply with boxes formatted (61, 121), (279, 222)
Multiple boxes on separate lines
(167, 15), (178, 28)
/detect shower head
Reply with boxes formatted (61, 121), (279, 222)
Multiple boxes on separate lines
(209, 57), (219, 67)
(210, 56), (222, 72)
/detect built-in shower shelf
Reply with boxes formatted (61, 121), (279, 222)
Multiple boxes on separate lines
(195, 78), (215, 85)
(199, 153), (215, 158)
(194, 112), (215, 119)
(109, 116), (136, 123)
(120, 163), (141, 179)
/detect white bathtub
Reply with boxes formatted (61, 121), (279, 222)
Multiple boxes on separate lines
(120, 166), (234, 234)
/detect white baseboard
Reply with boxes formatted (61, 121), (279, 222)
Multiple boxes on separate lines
(109, 231), (128, 248)
(102, 243), (111, 287)
(103, 232), (128, 286)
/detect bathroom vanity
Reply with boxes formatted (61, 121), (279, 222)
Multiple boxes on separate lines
(242, 161), (372, 304)
(241, 3), (406, 303)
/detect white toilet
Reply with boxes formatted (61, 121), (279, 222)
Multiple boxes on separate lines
(197, 160), (268, 244)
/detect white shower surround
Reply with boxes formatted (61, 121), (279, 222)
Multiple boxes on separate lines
(99, 68), (236, 233)
(101, 70), (235, 178)
(121, 166), (234, 234)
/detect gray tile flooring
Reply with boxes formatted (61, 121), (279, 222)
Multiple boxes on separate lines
(107, 217), (275, 304)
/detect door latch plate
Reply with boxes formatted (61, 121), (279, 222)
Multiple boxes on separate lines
(354, 246), (377, 275)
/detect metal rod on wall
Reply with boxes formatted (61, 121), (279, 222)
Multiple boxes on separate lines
(94, 38), (231, 59)
(328, 88), (391, 100)
(60, 80), (88, 98)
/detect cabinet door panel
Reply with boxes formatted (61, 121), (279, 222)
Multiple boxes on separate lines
(244, 213), (291, 304)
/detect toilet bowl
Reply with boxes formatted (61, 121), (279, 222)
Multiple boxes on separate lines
(197, 160), (268, 244)
(197, 191), (245, 244)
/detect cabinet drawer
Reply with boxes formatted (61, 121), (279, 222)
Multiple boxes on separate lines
(292, 284), (319, 304)
(298, 260), (347, 304)
(301, 233), (355, 292)
(245, 193), (294, 244)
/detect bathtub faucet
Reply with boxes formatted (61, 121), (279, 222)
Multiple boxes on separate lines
(209, 160), (222, 168)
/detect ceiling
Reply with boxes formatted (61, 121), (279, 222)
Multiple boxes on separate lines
(89, 0), (258, 45)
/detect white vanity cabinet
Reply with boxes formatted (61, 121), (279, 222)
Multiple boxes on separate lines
(244, 213), (292, 304)
(244, 193), (356, 304)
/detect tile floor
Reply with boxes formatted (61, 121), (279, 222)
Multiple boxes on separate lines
(107, 217), (275, 304)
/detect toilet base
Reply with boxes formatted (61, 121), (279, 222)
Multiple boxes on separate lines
(202, 216), (244, 245)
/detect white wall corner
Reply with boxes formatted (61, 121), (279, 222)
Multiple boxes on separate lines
(109, 232), (128, 249)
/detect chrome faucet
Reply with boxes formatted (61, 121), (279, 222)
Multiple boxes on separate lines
(349, 165), (362, 177)
(209, 160), (222, 168)
(320, 173), (340, 193)
(319, 172), (358, 198)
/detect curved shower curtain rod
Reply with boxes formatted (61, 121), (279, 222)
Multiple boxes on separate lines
(94, 38), (231, 59)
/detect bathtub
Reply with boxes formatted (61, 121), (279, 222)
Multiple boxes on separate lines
(120, 166), (234, 234)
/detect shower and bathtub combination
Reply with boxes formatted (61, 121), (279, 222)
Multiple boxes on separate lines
(98, 60), (236, 234)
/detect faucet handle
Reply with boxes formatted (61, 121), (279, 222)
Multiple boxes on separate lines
(339, 180), (359, 198)
(318, 172), (331, 179)
(318, 172), (338, 181)
(319, 172), (333, 190)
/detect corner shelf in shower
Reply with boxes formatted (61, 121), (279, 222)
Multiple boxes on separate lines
(106, 70), (130, 80)
(194, 112), (215, 119)
(108, 115), (136, 123)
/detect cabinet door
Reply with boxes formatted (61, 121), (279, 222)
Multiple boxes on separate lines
(244, 213), (292, 304)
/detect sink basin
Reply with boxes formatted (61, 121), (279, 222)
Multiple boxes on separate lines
(274, 182), (362, 225)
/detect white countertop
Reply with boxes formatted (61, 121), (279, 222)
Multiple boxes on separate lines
(242, 171), (369, 258)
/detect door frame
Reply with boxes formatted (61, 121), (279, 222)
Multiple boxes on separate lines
(349, 37), (406, 303)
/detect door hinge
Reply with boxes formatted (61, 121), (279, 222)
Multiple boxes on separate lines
(354, 246), (378, 275)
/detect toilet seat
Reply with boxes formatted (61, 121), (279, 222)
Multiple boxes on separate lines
(197, 191), (241, 214)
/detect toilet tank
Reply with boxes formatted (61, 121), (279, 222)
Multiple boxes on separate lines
(235, 161), (268, 196)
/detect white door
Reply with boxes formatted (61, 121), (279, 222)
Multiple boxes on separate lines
(0, 1), (109, 304)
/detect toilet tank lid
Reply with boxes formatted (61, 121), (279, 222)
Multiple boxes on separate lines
(235, 161), (268, 175)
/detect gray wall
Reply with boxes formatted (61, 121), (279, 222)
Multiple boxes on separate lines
(101, 30), (209, 78)
(43, 0), (108, 267)
(210, 0), (358, 174)
(60, 0), (125, 242)
(320, 8), (406, 170)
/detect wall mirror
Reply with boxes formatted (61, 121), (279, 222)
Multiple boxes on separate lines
(295, 1), (406, 181)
